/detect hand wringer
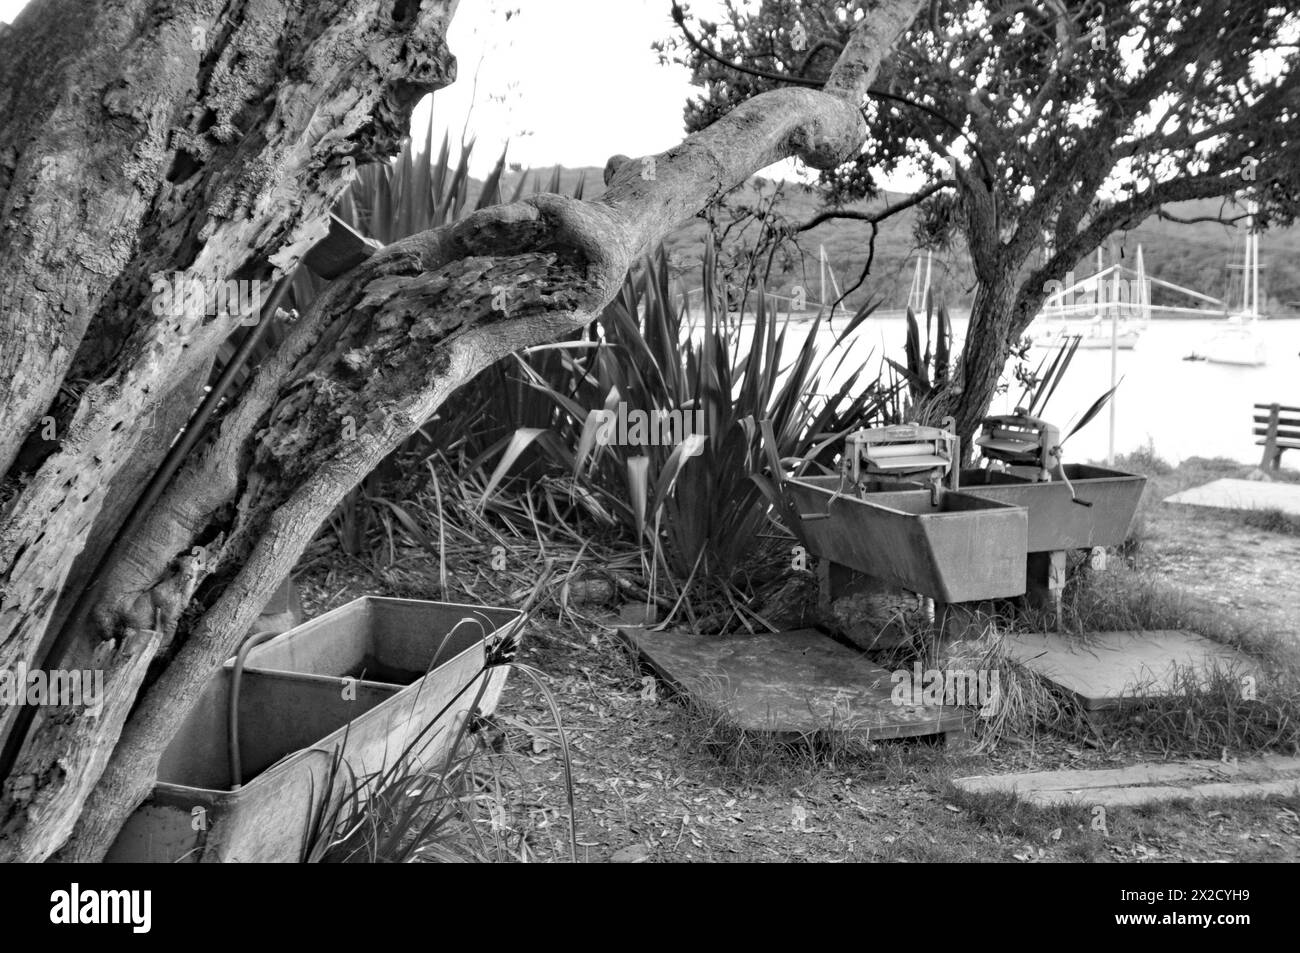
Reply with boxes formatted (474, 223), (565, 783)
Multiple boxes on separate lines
(798, 420), (960, 522)
(974, 412), (1090, 506)
(844, 420), (959, 504)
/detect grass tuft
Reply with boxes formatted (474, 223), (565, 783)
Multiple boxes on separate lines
(1242, 507), (1300, 535)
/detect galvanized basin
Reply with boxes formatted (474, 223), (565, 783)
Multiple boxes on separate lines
(106, 597), (521, 863)
(784, 477), (1028, 602)
(242, 596), (520, 714)
(957, 464), (1146, 553)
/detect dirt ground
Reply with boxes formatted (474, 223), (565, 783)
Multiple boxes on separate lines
(300, 456), (1300, 863)
(1135, 459), (1300, 641)
(486, 616), (1300, 863)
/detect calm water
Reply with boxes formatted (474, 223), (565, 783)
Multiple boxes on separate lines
(709, 311), (1300, 467)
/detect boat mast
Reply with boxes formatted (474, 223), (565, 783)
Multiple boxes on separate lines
(1232, 198), (1262, 319)
(1136, 245), (1150, 324)
(1107, 241), (1118, 466)
(819, 244), (826, 310)
(1095, 246), (1104, 321)
(1250, 203), (1260, 318)
(907, 253), (930, 313)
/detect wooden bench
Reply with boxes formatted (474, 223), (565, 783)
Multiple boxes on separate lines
(1256, 402), (1300, 470)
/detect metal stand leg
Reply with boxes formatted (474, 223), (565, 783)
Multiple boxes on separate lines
(1025, 550), (1067, 627)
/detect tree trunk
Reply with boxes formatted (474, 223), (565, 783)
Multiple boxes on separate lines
(0, 0), (460, 860)
(929, 258), (1049, 454)
(1, 0), (925, 863)
(942, 274), (1020, 445)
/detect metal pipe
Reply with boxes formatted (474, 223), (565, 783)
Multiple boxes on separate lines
(227, 628), (282, 791)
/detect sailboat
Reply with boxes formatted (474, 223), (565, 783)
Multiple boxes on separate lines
(1031, 246), (1148, 350)
(906, 250), (933, 313)
(1033, 319), (1141, 351)
(1186, 209), (1268, 366)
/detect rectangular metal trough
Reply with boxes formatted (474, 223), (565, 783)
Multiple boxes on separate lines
(106, 597), (521, 863)
(783, 477), (1028, 603)
(241, 596), (520, 713)
(956, 464), (1146, 553)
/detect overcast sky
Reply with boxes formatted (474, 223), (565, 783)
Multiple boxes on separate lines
(417, 0), (723, 177)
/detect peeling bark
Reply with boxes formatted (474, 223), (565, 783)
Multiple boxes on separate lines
(0, 0), (458, 766)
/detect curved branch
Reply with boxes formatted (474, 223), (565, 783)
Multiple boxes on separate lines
(671, 4), (957, 135)
(834, 219), (881, 313)
(796, 38), (846, 78)
(670, 3), (996, 193)
(793, 179), (953, 233)
(1155, 207), (1251, 227)
(671, 2), (823, 89)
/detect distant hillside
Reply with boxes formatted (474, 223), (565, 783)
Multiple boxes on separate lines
(477, 166), (1300, 317)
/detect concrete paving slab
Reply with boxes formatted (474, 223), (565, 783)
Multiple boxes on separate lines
(955, 755), (1300, 807)
(1002, 630), (1255, 710)
(1164, 477), (1300, 516)
(617, 627), (965, 739)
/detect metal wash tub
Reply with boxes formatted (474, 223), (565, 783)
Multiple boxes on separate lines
(956, 464), (1146, 553)
(783, 477), (1028, 603)
(106, 597), (521, 863)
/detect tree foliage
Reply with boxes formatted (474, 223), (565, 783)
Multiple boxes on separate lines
(661, 0), (1300, 436)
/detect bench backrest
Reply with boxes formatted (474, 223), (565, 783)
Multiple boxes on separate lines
(1254, 404), (1300, 434)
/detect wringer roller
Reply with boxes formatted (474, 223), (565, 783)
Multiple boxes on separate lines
(846, 420), (960, 504)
